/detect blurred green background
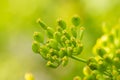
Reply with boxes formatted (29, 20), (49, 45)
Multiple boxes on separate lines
(0, 0), (120, 80)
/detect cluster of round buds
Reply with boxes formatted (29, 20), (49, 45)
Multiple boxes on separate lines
(32, 15), (85, 68)
(82, 25), (120, 80)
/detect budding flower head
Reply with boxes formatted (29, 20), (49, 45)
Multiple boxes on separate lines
(25, 73), (34, 80)
(72, 15), (80, 26)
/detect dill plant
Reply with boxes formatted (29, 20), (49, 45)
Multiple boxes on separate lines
(32, 15), (120, 80)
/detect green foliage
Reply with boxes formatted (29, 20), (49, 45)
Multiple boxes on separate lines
(32, 15), (120, 80)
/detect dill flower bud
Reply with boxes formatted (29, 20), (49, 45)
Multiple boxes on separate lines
(57, 18), (66, 29)
(33, 32), (44, 43)
(32, 41), (40, 53)
(72, 15), (80, 27)
(37, 18), (47, 30)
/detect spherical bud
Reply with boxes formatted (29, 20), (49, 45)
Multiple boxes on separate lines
(96, 47), (106, 57)
(72, 15), (80, 26)
(83, 66), (92, 76)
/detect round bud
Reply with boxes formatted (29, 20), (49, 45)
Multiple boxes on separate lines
(96, 47), (106, 57)
(40, 45), (49, 59)
(57, 18), (66, 29)
(72, 15), (80, 26)
(32, 41), (40, 53)
(83, 66), (92, 76)
(33, 32), (44, 43)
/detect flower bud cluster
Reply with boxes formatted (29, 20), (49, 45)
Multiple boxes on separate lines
(82, 25), (120, 80)
(32, 15), (84, 68)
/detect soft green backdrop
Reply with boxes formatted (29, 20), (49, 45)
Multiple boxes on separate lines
(0, 0), (120, 80)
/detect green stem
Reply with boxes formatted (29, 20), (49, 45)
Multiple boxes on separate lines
(71, 55), (87, 63)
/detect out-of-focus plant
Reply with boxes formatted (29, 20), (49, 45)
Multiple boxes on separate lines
(32, 15), (120, 80)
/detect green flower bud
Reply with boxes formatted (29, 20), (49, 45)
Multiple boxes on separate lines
(46, 61), (58, 68)
(67, 47), (73, 56)
(46, 27), (54, 38)
(79, 27), (85, 40)
(65, 40), (72, 46)
(96, 47), (106, 57)
(71, 37), (76, 46)
(98, 61), (107, 73)
(71, 26), (77, 38)
(54, 31), (62, 42)
(37, 18), (47, 30)
(103, 55), (113, 65)
(33, 32), (44, 43)
(74, 44), (83, 55)
(57, 18), (66, 29)
(72, 15), (80, 26)
(88, 62), (97, 70)
(48, 39), (58, 50)
(40, 45), (49, 59)
(32, 41), (40, 53)
(62, 30), (70, 39)
(61, 35), (67, 43)
(57, 26), (63, 33)
(51, 55), (58, 61)
(62, 56), (68, 66)
(59, 48), (67, 58)
(73, 76), (81, 80)
(83, 66), (92, 76)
